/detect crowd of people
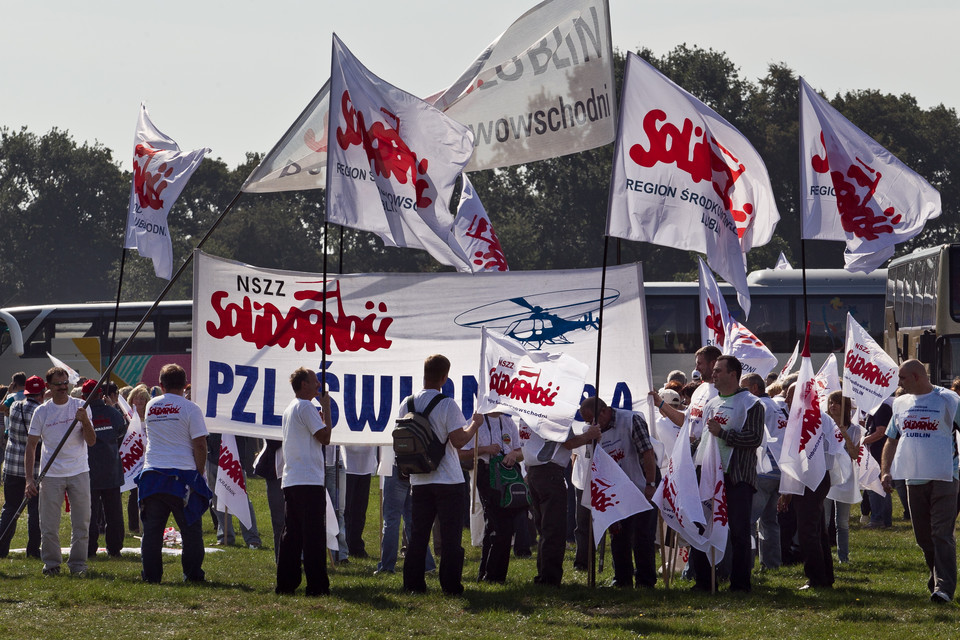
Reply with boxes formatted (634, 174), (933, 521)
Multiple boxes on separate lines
(1, 352), (958, 604)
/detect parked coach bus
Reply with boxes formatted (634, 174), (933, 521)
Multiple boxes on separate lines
(0, 300), (192, 388)
(884, 243), (960, 388)
(0, 268), (887, 389)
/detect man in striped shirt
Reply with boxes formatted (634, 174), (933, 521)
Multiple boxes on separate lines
(693, 355), (764, 592)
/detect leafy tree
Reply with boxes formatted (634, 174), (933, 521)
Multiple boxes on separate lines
(0, 127), (128, 305)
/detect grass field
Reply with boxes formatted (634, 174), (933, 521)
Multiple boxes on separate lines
(1, 477), (958, 639)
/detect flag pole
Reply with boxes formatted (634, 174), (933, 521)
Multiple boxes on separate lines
(588, 235), (611, 589)
(107, 247), (128, 376)
(0, 189), (245, 543)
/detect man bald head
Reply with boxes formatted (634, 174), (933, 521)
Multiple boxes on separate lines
(898, 359), (933, 396)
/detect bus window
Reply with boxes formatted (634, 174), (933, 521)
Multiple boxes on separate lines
(646, 295), (698, 354)
(937, 336), (960, 388)
(23, 313), (103, 358)
(108, 318), (158, 355)
(800, 295), (884, 353)
(726, 296), (792, 353)
(951, 246), (960, 323)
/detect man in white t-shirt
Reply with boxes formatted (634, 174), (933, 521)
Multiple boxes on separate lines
(275, 367), (332, 596)
(881, 359), (960, 603)
(24, 367), (95, 576)
(138, 364), (211, 583)
(401, 354), (484, 596)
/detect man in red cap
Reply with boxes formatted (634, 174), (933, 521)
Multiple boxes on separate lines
(82, 379), (127, 558)
(0, 375), (45, 558)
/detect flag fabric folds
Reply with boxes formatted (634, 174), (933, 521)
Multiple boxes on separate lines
(242, 81), (331, 193)
(774, 252), (792, 270)
(607, 53), (780, 317)
(652, 421), (707, 548)
(477, 327), (588, 441)
(326, 34), (475, 271)
(118, 409), (145, 492)
(778, 328), (845, 494)
(214, 433), (253, 529)
(842, 312), (898, 416)
(452, 174), (509, 272)
(697, 258), (777, 378)
(799, 77), (941, 272)
(692, 431), (727, 563)
(587, 445), (652, 545)
(429, 0), (616, 172)
(124, 104), (209, 279)
(46, 352), (80, 385)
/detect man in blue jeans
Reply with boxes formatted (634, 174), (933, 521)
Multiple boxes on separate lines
(136, 364), (212, 583)
(375, 449), (435, 575)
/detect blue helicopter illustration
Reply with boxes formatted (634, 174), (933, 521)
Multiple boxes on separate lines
(454, 288), (620, 349)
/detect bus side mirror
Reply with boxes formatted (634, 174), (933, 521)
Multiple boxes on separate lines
(917, 331), (937, 365)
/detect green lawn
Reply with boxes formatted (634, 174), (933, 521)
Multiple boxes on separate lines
(1, 478), (957, 639)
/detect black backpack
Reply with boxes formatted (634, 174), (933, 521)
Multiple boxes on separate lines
(393, 394), (448, 475)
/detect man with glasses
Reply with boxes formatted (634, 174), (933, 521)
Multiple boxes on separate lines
(24, 368), (96, 576)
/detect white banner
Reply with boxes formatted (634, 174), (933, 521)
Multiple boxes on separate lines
(588, 445), (651, 545)
(776, 341), (800, 384)
(477, 327), (587, 441)
(192, 251), (651, 444)
(842, 312), (898, 415)
(124, 103), (208, 279)
(607, 53), (782, 316)
(452, 174), (508, 272)
(779, 352), (829, 493)
(430, 0), (616, 172)
(327, 34), (475, 270)
(214, 433), (253, 529)
(692, 432), (727, 562)
(799, 77), (941, 272)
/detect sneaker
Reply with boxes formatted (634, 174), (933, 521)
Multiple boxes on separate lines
(71, 570), (88, 578)
(42, 566), (60, 577)
(859, 515), (870, 525)
(931, 590), (951, 604)
(247, 543), (261, 550)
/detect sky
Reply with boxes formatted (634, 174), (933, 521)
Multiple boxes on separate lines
(3, 0), (956, 171)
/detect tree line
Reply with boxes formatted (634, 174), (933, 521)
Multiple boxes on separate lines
(1, 45), (957, 306)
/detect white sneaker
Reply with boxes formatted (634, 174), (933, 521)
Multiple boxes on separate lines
(931, 590), (951, 604)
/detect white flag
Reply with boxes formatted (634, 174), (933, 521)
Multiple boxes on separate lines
(779, 339), (829, 493)
(776, 341), (800, 384)
(214, 433), (253, 530)
(242, 81), (331, 194)
(607, 54), (780, 316)
(477, 327), (588, 441)
(652, 421), (708, 547)
(46, 352), (80, 385)
(698, 257), (729, 349)
(691, 432), (727, 563)
(451, 174), (509, 272)
(842, 312), (898, 416)
(326, 34), (475, 270)
(326, 488), (340, 551)
(124, 104), (208, 279)
(588, 446), (652, 545)
(119, 411), (145, 492)
(774, 252), (792, 270)
(698, 258), (777, 378)
(430, 0), (616, 172)
(799, 77), (941, 272)
(856, 435), (885, 495)
(814, 353), (841, 407)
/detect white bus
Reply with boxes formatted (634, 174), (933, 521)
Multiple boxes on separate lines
(646, 268), (887, 384)
(884, 243), (960, 387)
(0, 300), (192, 388)
(0, 268), (887, 389)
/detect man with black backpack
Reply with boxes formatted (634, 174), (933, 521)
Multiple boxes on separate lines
(400, 354), (484, 596)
